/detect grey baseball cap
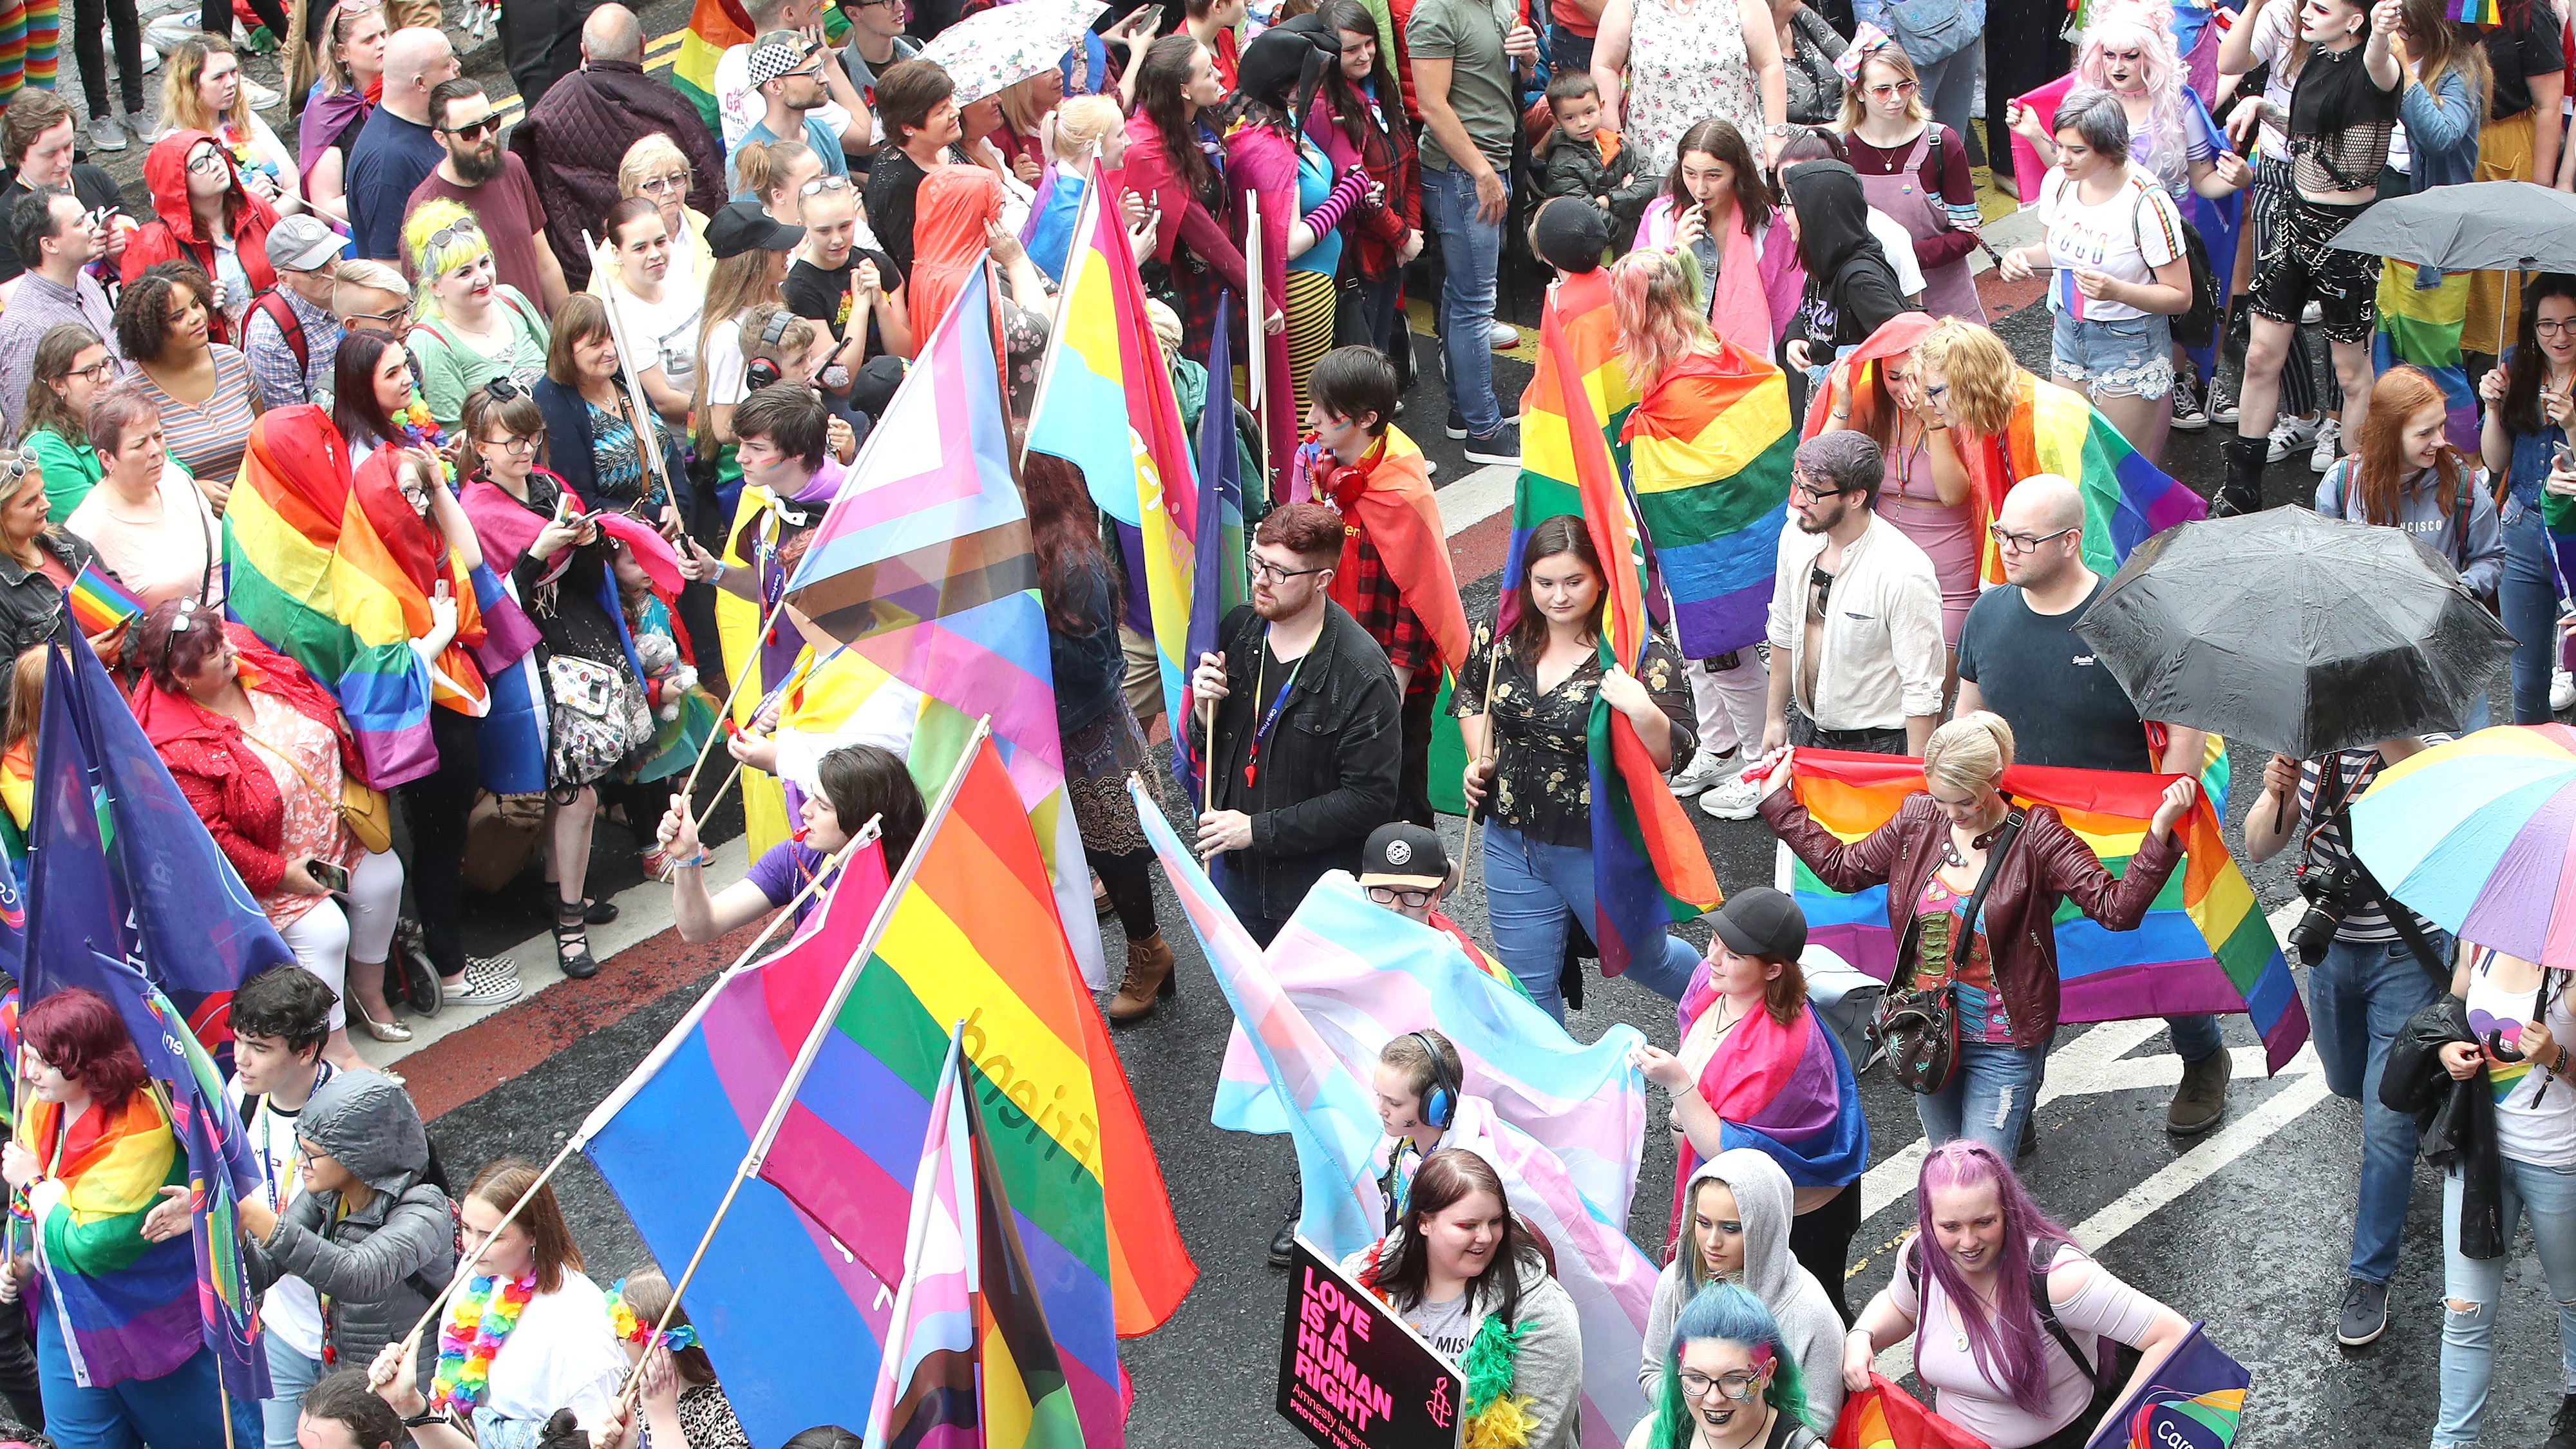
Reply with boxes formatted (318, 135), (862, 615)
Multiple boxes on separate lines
(265, 214), (343, 272)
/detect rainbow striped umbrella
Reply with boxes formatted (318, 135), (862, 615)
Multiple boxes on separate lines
(2349, 724), (2576, 967)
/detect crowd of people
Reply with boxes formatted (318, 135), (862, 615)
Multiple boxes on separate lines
(0, 0), (2559, 1442)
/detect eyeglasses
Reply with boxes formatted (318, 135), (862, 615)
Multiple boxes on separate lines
(1245, 549), (1329, 585)
(346, 302), (412, 327)
(2539, 319), (2576, 336)
(1365, 885), (1435, 908)
(1865, 80), (1917, 99)
(62, 358), (115, 384)
(1676, 1371), (1764, 1403)
(636, 171), (693, 196)
(437, 115), (498, 139)
(1788, 475), (1855, 502)
(799, 175), (856, 196)
(479, 433), (542, 455)
(185, 147), (229, 175)
(1988, 524), (2079, 553)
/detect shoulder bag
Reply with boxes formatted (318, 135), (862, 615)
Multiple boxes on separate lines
(1871, 807), (2023, 1094)
(240, 726), (393, 855)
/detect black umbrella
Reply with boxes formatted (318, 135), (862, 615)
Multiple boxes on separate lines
(2324, 180), (2576, 274)
(2074, 509), (2514, 761)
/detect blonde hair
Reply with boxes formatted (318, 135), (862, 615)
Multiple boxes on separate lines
(1909, 318), (2018, 436)
(1835, 42), (1927, 132)
(1923, 712), (2015, 796)
(1050, 95), (1124, 166)
(332, 257), (407, 317)
(162, 33), (253, 138)
(730, 138), (810, 211)
(401, 198), (493, 319)
(314, 1), (387, 99)
(1144, 296), (1182, 357)
(618, 133), (692, 197)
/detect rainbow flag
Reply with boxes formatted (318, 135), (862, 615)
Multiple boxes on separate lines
(1135, 784), (1656, 1449)
(715, 487), (802, 858)
(1956, 372), (2206, 585)
(582, 844), (899, 1449)
(2375, 265), (2481, 456)
(751, 733), (1195, 1449)
(1782, 749), (2310, 1072)
(2454, 0), (2499, 22)
(1622, 336), (1795, 659)
(787, 263), (1106, 985)
(672, 0), (752, 131)
(63, 563), (142, 637)
(1027, 162), (1201, 726)
(2083, 1323), (2250, 1449)
(1544, 308), (1724, 973)
(1828, 1376), (1989, 1449)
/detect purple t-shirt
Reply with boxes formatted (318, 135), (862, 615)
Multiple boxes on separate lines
(744, 839), (831, 918)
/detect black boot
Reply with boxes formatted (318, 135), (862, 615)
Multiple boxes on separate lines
(2216, 435), (2268, 517)
(2548, 1391), (2576, 1449)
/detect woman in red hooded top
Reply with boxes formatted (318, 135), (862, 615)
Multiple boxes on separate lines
(120, 129), (279, 346)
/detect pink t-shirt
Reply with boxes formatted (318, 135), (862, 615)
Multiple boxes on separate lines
(1890, 1242), (2162, 1449)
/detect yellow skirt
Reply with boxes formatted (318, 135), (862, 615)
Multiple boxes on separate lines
(1285, 267), (1338, 423)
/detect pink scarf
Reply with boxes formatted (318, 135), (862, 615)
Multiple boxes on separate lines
(1709, 212), (1772, 360)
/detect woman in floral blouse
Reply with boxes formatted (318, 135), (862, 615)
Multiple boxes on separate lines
(1454, 513), (1701, 1021)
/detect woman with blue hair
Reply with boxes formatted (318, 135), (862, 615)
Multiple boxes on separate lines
(1631, 1283), (1824, 1449)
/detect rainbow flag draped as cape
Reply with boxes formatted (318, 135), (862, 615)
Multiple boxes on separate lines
(787, 263), (1106, 986)
(1541, 308), (1724, 972)
(1136, 784), (1656, 1449)
(1954, 371), (2206, 585)
(1622, 336), (1795, 658)
(749, 735), (1194, 1449)
(1782, 749), (2310, 1072)
(1296, 424), (1473, 690)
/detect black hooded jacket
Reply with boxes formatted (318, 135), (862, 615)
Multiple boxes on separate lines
(1781, 161), (1907, 355)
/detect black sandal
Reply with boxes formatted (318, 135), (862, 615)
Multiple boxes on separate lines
(554, 899), (600, 979)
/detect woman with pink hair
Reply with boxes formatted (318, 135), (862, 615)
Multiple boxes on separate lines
(1839, 1142), (2193, 1449)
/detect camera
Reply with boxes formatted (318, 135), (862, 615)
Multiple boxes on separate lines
(2288, 857), (2360, 966)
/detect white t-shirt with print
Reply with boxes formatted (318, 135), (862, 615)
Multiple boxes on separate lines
(2038, 166), (2186, 324)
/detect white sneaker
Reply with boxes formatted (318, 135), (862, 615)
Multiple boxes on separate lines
(245, 79), (283, 111)
(2309, 417), (2343, 473)
(443, 956), (524, 1007)
(1700, 770), (1765, 821)
(2553, 667), (2575, 713)
(1667, 749), (1735, 797)
(2265, 413), (2318, 464)
(1487, 320), (1518, 351)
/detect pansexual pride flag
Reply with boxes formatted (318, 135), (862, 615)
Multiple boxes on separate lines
(1135, 784), (1656, 1448)
(1779, 750), (2309, 1072)
(1545, 309), (1724, 972)
(1622, 335), (1795, 659)
(787, 264), (1105, 985)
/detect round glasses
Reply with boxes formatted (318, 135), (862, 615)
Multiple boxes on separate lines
(1676, 1370), (1763, 1403)
(63, 359), (115, 384)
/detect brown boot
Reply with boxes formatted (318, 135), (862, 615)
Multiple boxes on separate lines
(1108, 933), (1175, 1022)
(2166, 1048), (2230, 1135)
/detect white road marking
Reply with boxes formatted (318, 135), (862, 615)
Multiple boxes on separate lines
(1432, 464), (1520, 535)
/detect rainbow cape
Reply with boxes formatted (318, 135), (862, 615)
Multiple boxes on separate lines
(1665, 965), (1866, 1245)
(1621, 336), (1795, 658)
(1783, 749), (2309, 1072)
(787, 263), (1106, 985)
(64, 563), (142, 637)
(1828, 1375), (1989, 1449)
(1137, 787), (1656, 1449)
(1300, 424), (1473, 687)
(715, 486), (804, 857)
(21, 1087), (199, 1386)
(1955, 371), (2206, 585)
(1540, 306), (1724, 973)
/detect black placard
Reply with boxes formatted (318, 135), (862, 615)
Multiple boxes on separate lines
(1275, 1235), (1468, 1449)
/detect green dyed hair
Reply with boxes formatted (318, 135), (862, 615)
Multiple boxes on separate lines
(402, 198), (495, 321)
(1643, 1283), (1821, 1446)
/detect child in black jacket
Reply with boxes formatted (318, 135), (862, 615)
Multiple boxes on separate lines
(1536, 73), (1658, 250)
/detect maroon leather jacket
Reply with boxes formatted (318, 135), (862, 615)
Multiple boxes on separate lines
(1757, 788), (2183, 1048)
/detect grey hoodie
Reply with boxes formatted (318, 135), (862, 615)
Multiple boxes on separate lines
(243, 1068), (457, 1370)
(1639, 1150), (1846, 1431)
(2316, 460), (2505, 601)
(1341, 1236), (1587, 1449)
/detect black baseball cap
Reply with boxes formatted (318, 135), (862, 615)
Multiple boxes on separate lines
(1708, 886), (1806, 962)
(706, 198), (804, 260)
(1358, 822), (1452, 890)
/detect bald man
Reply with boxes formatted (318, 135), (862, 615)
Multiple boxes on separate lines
(511, 3), (727, 292)
(345, 27), (461, 260)
(1953, 474), (2229, 1138)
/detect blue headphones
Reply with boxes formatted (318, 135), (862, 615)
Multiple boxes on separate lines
(1411, 1030), (1457, 1131)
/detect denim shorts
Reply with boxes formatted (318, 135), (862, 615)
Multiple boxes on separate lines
(2049, 310), (2174, 400)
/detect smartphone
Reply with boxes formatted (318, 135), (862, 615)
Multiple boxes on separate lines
(2554, 440), (2576, 475)
(308, 860), (350, 895)
(434, 577), (451, 602)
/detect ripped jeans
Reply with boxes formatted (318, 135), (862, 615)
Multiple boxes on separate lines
(2434, 1157), (2576, 1447)
(1913, 1033), (2052, 1155)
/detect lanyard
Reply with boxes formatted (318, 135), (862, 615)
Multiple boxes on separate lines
(1242, 638), (1308, 790)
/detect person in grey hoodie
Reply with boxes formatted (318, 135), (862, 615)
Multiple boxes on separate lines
(2316, 365), (2504, 605)
(237, 1068), (457, 1377)
(1641, 1150), (1847, 1431)
(1340, 1149), (1586, 1449)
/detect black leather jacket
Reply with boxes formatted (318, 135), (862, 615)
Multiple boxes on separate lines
(2384, 995), (2502, 1259)
(0, 528), (97, 696)
(1207, 600), (1401, 923)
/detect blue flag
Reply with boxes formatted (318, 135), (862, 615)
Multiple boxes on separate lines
(1175, 297), (1240, 802)
(2084, 1321), (2251, 1449)
(26, 623), (283, 1401)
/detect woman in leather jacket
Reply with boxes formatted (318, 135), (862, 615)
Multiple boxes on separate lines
(1754, 712), (2195, 1152)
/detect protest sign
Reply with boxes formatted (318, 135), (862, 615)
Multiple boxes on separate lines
(1276, 1235), (1466, 1449)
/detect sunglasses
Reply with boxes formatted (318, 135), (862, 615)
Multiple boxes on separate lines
(636, 171), (693, 196)
(799, 175), (856, 196)
(437, 115), (498, 140)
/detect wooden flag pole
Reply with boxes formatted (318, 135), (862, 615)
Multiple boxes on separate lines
(1459, 623), (1506, 891)
(674, 579), (796, 804)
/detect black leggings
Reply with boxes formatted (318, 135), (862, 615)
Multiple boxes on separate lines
(1788, 1184), (1862, 1327)
(76, 0), (146, 118)
(1089, 848), (1156, 943)
(396, 707), (481, 980)
(201, 0), (290, 43)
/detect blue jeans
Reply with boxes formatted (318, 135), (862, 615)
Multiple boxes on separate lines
(1915, 1034), (2052, 1153)
(1549, 23), (1594, 73)
(1913, 48), (1979, 166)
(35, 1293), (261, 1449)
(2168, 1012), (2224, 1064)
(2436, 1156), (2576, 1446)
(1481, 819), (1700, 1021)
(2309, 932), (2446, 1283)
(1421, 162), (1508, 437)
(2502, 500), (2560, 724)
(261, 1331), (325, 1449)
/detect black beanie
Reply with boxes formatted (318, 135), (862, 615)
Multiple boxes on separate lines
(1530, 196), (1609, 274)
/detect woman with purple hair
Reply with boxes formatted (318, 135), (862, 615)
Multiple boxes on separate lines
(1838, 1142), (2193, 1449)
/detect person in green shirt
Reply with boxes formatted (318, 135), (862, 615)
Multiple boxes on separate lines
(19, 323), (117, 524)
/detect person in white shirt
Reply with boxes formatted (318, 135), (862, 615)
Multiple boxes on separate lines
(714, 0), (873, 158)
(1763, 430), (1946, 757)
(226, 967), (344, 1449)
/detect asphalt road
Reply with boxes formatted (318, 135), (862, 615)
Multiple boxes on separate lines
(79, 19), (2535, 1441)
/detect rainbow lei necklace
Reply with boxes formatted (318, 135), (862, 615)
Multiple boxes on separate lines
(428, 1271), (537, 1416)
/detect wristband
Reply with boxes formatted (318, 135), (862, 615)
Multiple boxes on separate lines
(403, 1412), (448, 1428)
(677, 851), (713, 870)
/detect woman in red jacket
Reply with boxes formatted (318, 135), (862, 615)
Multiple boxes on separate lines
(1125, 33), (1256, 368)
(129, 596), (410, 1066)
(119, 128), (279, 346)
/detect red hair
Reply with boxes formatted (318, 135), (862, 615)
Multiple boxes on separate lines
(21, 988), (148, 1105)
